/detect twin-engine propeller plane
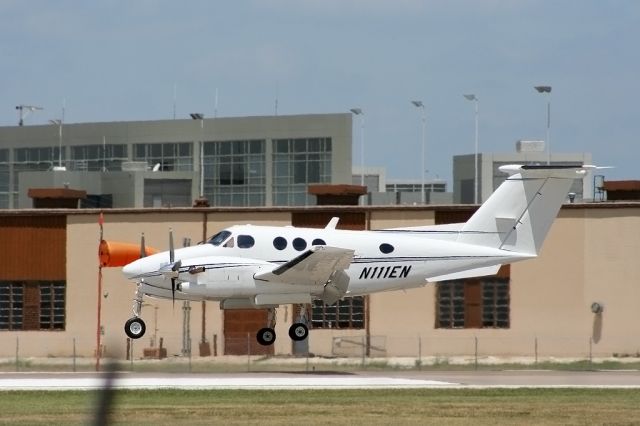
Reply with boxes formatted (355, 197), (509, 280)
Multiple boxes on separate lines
(121, 164), (592, 346)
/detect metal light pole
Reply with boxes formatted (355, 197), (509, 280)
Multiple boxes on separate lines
(411, 101), (426, 203)
(190, 113), (205, 197)
(350, 108), (365, 186)
(48, 119), (64, 169)
(534, 85), (552, 165)
(463, 94), (479, 204)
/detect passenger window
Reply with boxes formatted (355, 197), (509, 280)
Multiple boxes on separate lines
(312, 238), (326, 246)
(223, 238), (235, 248)
(237, 235), (255, 249)
(379, 243), (394, 254)
(273, 237), (287, 250)
(293, 237), (307, 251)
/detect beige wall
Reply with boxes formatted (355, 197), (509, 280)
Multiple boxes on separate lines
(369, 209), (435, 229)
(3, 205), (640, 359)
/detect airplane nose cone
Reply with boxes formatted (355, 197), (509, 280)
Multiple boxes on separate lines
(122, 261), (141, 279)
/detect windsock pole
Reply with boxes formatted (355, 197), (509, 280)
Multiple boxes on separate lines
(96, 212), (104, 371)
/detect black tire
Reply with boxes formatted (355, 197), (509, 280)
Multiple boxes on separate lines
(256, 327), (276, 346)
(124, 317), (146, 339)
(288, 323), (309, 341)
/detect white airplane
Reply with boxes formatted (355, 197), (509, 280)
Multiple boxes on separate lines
(122, 164), (591, 346)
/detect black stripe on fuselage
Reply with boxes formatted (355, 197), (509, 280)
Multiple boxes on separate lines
(372, 229), (500, 235)
(131, 263), (256, 280)
(351, 255), (497, 263)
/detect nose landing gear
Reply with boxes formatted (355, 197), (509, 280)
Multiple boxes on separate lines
(125, 285), (146, 339)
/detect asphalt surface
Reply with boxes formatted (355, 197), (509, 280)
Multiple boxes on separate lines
(1, 370), (640, 390)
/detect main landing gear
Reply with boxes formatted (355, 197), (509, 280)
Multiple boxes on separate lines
(125, 285), (146, 339)
(255, 306), (310, 346)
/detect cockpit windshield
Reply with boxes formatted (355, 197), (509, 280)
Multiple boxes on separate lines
(207, 230), (232, 246)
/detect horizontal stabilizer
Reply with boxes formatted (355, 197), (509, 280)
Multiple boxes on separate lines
(427, 265), (501, 282)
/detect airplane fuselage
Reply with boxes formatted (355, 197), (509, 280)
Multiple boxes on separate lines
(124, 224), (527, 304)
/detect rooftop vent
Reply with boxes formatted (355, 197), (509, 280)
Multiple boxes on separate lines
(516, 140), (545, 153)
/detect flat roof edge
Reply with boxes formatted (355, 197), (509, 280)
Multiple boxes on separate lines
(0, 201), (638, 216)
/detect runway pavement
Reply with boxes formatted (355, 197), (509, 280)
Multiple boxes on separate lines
(1, 370), (640, 390)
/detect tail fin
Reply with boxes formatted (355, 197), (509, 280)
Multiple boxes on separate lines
(458, 165), (589, 256)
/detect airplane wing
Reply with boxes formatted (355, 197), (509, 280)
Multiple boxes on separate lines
(254, 246), (354, 286)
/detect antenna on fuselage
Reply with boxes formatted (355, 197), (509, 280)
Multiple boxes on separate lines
(140, 233), (147, 258)
(325, 217), (340, 230)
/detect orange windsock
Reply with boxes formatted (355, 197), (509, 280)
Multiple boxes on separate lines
(99, 240), (159, 267)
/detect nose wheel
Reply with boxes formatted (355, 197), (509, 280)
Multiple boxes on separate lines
(124, 317), (146, 339)
(125, 285), (146, 339)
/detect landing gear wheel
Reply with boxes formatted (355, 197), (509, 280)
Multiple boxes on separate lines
(288, 323), (309, 341)
(256, 327), (276, 346)
(124, 317), (146, 339)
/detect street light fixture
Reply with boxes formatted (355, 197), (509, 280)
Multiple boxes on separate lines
(463, 94), (479, 204)
(16, 105), (43, 126)
(534, 85), (552, 165)
(411, 101), (426, 204)
(350, 108), (365, 187)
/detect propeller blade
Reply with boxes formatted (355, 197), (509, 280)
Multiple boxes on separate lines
(140, 233), (146, 258)
(169, 229), (178, 306)
(169, 228), (175, 263)
(171, 278), (176, 307)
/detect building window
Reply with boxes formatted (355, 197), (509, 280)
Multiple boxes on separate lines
(133, 142), (193, 171)
(311, 296), (365, 329)
(482, 279), (510, 328)
(0, 149), (9, 209)
(0, 282), (23, 330)
(203, 140), (265, 207)
(70, 144), (128, 172)
(436, 277), (510, 329)
(0, 281), (65, 331)
(272, 137), (332, 206)
(39, 282), (66, 330)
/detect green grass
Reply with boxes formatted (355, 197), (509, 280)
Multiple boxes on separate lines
(0, 389), (639, 425)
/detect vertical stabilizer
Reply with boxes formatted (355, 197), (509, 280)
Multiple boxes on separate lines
(458, 165), (587, 256)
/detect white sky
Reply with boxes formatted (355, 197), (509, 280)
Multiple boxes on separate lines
(1, 0), (638, 182)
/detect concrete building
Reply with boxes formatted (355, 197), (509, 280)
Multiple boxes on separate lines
(453, 141), (593, 204)
(0, 114), (352, 208)
(1, 200), (638, 361)
(353, 166), (452, 205)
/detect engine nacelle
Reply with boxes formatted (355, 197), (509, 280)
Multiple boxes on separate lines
(321, 270), (350, 305)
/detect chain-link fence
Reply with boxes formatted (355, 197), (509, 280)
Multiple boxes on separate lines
(1, 333), (639, 373)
